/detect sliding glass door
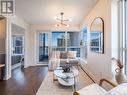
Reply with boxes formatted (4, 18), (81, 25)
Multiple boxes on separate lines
(38, 32), (49, 63)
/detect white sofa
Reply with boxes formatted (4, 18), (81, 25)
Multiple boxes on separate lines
(74, 83), (127, 95)
(48, 51), (79, 70)
(74, 84), (107, 95)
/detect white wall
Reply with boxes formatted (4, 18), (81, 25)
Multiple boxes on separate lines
(5, 15), (31, 79)
(111, 0), (118, 59)
(80, 0), (112, 81)
(11, 23), (25, 35)
(11, 16), (31, 68)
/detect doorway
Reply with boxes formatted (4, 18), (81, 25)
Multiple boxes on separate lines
(0, 16), (6, 80)
(11, 23), (25, 69)
(37, 32), (49, 64)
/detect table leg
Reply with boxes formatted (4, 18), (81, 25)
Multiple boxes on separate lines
(73, 77), (76, 92)
(53, 72), (55, 83)
(53, 72), (58, 83)
(73, 84), (76, 92)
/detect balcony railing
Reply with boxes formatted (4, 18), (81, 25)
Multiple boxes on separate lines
(52, 46), (81, 57)
(90, 46), (102, 53)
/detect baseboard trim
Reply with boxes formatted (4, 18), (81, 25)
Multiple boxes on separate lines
(11, 63), (21, 70)
(79, 64), (100, 83)
(79, 65), (96, 83)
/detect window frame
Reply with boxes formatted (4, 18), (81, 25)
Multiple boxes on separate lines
(51, 31), (66, 51)
(81, 28), (88, 59)
(67, 31), (80, 57)
(12, 35), (24, 56)
(51, 31), (81, 57)
(118, 0), (127, 74)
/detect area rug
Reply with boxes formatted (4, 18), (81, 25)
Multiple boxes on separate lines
(36, 68), (93, 95)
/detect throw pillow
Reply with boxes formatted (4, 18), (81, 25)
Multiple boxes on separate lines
(55, 51), (60, 59)
(68, 51), (77, 59)
(51, 51), (60, 59)
(60, 52), (67, 59)
(51, 51), (56, 59)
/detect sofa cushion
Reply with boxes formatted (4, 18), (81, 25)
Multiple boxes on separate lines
(48, 59), (60, 71)
(51, 51), (60, 59)
(77, 84), (107, 95)
(60, 59), (78, 67)
(68, 59), (78, 65)
(60, 52), (67, 59)
(68, 51), (77, 59)
(55, 51), (60, 59)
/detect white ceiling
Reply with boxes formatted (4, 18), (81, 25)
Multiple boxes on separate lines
(15, 0), (98, 25)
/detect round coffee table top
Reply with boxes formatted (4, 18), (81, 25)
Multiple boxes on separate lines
(54, 67), (79, 79)
(54, 66), (79, 86)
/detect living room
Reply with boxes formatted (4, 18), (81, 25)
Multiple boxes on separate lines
(0, 0), (127, 95)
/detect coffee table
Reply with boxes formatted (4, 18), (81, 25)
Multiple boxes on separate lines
(53, 66), (79, 91)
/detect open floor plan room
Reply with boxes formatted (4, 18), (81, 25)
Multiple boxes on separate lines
(0, 0), (127, 95)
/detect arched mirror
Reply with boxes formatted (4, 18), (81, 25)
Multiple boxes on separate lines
(90, 17), (104, 54)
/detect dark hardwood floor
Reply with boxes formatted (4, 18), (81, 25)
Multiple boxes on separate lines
(0, 66), (48, 95)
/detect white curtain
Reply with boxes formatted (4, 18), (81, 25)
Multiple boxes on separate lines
(118, 0), (127, 74)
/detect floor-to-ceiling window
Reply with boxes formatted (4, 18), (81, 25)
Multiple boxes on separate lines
(123, 0), (127, 74)
(37, 31), (86, 63)
(125, 0), (127, 74)
(52, 32), (66, 51)
(82, 28), (87, 59)
(67, 32), (80, 57)
(52, 31), (81, 57)
(118, 0), (127, 74)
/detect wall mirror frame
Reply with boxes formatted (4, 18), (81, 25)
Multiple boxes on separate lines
(90, 17), (104, 54)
